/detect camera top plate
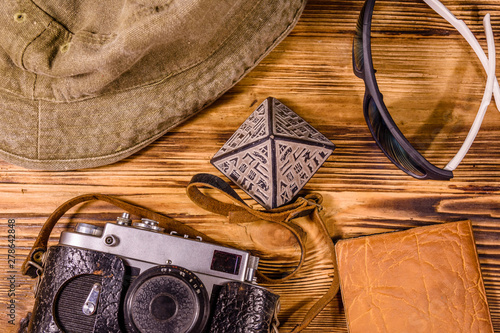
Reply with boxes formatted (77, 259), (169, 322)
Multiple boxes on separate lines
(59, 221), (258, 289)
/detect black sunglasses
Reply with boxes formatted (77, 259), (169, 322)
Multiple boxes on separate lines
(353, 0), (497, 180)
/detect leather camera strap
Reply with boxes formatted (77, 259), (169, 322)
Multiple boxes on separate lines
(186, 173), (340, 332)
(21, 174), (339, 332)
(187, 173), (312, 284)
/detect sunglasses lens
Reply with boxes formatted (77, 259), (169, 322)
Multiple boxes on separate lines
(366, 97), (426, 177)
(353, 6), (365, 72)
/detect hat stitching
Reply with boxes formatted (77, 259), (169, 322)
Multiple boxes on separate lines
(20, 19), (55, 71)
(72, 31), (117, 45)
(0, 124), (167, 165)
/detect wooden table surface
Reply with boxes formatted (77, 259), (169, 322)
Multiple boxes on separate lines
(2, 0), (500, 332)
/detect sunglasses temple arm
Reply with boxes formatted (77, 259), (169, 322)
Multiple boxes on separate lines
(423, 0), (500, 111)
(445, 14), (496, 171)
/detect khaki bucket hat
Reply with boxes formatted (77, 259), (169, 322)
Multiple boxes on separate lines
(0, 0), (306, 170)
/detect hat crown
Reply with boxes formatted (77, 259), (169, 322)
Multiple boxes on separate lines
(1, 0), (255, 102)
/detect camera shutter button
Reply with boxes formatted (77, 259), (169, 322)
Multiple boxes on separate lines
(133, 218), (165, 232)
(116, 212), (132, 226)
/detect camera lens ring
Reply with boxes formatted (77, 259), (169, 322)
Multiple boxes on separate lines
(123, 265), (210, 333)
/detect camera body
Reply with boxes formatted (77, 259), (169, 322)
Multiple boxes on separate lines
(29, 214), (280, 333)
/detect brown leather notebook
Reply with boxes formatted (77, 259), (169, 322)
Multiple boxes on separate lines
(335, 221), (493, 333)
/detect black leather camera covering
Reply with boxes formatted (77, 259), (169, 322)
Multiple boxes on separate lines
(210, 282), (280, 333)
(29, 245), (125, 333)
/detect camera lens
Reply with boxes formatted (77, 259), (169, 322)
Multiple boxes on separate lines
(124, 265), (209, 333)
(150, 293), (177, 320)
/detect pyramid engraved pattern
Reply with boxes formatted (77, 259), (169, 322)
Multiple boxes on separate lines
(212, 140), (274, 208)
(275, 139), (332, 207)
(212, 103), (269, 159)
(273, 99), (332, 144)
(211, 98), (334, 209)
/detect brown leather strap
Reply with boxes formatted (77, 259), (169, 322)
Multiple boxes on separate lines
(187, 173), (318, 284)
(289, 209), (340, 333)
(187, 173), (318, 223)
(21, 193), (216, 278)
(186, 173), (340, 332)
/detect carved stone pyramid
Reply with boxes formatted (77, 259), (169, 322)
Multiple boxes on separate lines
(211, 97), (335, 209)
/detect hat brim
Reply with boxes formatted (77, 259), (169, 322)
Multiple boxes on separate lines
(0, 0), (306, 170)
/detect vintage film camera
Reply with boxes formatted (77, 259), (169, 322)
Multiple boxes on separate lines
(29, 214), (280, 333)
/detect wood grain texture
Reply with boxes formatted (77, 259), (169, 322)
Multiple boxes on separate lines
(2, 0), (500, 332)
